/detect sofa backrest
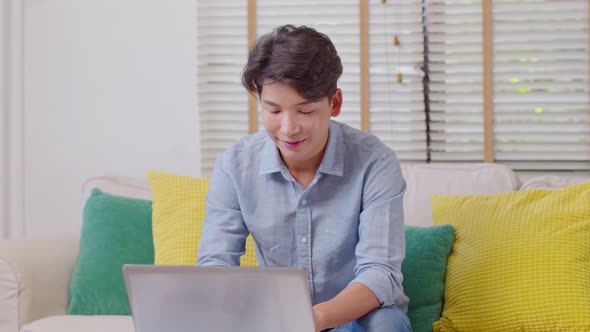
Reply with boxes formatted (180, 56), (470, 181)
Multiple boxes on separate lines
(400, 163), (519, 227)
(520, 174), (590, 190)
(89, 164), (590, 228)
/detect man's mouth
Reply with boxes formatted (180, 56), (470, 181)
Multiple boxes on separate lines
(283, 139), (306, 149)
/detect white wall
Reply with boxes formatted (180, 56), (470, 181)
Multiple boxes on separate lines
(19, 0), (200, 238)
(0, 0), (6, 238)
(1, 0), (23, 240)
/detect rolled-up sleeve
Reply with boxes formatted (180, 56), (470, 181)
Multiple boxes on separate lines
(349, 153), (408, 309)
(196, 154), (249, 267)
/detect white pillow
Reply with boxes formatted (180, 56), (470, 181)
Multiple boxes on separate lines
(520, 175), (590, 190)
(82, 176), (151, 201)
(401, 163), (518, 227)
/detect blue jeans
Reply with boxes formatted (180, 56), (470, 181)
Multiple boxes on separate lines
(327, 306), (412, 332)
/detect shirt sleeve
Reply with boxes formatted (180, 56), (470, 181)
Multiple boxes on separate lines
(196, 154), (249, 267)
(349, 153), (408, 308)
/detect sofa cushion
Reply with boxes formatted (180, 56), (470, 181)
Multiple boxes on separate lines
(401, 163), (518, 227)
(147, 170), (258, 266)
(432, 182), (590, 331)
(68, 189), (154, 315)
(403, 225), (454, 332)
(22, 315), (133, 332)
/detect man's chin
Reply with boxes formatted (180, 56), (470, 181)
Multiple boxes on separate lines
(278, 148), (306, 161)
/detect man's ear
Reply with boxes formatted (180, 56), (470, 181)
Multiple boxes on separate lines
(330, 89), (343, 117)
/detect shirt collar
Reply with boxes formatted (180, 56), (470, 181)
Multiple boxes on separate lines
(318, 121), (344, 176)
(258, 121), (344, 176)
(259, 135), (284, 175)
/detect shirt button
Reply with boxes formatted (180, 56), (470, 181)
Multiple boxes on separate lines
(301, 199), (308, 206)
(300, 237), (308, 244)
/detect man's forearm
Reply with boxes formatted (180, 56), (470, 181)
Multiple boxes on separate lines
(312, 282), (381, 331)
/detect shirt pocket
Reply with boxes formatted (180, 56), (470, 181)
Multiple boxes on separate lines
(321, 219), (358, 266)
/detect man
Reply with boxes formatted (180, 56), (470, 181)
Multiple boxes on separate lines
(197, 25), (411, 332)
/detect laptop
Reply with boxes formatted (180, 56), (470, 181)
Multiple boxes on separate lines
(123, 264), (315, 332)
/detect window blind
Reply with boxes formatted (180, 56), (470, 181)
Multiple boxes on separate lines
(198, 0), (590, 174)
(197, 1), (248, 175)
(492, 0), (590, 170)
(199, 0), (428, 175)
(427, 0), (485, 162)
(368, 0), (426, 161)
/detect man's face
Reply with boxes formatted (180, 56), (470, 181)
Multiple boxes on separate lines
(260, 80), (341, 169)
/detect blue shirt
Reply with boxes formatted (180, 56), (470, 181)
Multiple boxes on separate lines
(197, 120), (409, 311)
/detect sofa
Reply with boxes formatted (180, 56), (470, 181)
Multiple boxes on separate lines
(1, 163), (589, 332)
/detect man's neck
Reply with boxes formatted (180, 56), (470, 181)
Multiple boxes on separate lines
(283, 147), (326, 189)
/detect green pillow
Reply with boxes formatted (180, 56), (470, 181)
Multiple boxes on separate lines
(403, 225), (455, 332)
(68, 189), (154, 315)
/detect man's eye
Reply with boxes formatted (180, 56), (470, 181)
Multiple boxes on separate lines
(267, 109), (280, 114)
(300, 110), (314, 114)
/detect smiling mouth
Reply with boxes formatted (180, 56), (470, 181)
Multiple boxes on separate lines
(283, 139), (306, 149)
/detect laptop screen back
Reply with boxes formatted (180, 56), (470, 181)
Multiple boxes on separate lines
(123, 265), (315, 332)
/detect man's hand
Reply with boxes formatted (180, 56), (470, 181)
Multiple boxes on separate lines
(311, 283), (381, 332)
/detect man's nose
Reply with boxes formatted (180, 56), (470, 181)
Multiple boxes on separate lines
(280, 113), (301, 136)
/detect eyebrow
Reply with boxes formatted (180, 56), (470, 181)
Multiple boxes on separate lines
(262, 100), (313, 107)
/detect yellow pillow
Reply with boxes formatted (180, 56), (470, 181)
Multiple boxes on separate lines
(147, 170), (257, 266)
(432, 181), (590, 332)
